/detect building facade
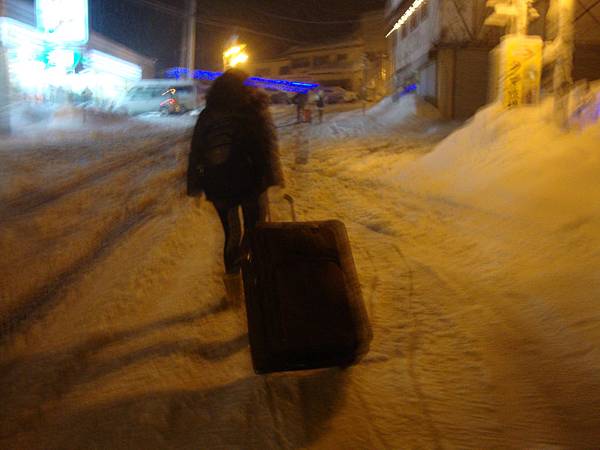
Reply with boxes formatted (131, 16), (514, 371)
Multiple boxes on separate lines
(249, 39), (366, 92)
(386, 0), (503, 119)
(1, 0), (155, 106)
(386, 0), (600, 119)
(249, 9), (390, 98)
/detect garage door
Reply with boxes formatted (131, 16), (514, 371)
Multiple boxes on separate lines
(454, 49), (490, 119)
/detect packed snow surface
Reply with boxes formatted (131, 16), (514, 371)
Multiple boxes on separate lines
(1, 96), (599, 448)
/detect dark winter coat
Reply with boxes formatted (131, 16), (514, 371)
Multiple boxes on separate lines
(292, 93), (308, 107)
(187, 94), (284, 202)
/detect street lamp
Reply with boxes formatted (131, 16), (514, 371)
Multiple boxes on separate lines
(223, 42), (249, 71)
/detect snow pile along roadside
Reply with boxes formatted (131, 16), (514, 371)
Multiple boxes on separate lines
(367, 94), (441, 129)
(4, 105), (194, 146)
(393, 98), (600, 227)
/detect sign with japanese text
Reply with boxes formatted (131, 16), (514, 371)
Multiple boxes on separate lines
(499, 35), (542, 108)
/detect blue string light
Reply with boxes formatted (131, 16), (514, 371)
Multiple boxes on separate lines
(165, 67), (319, 93)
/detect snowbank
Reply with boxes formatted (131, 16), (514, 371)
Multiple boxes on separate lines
(367, 94), (441, 129)
(4, 105), (195, 145)
(393, 99), (600, 227)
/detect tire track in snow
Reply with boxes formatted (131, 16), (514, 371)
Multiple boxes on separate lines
(0, 136), (188, 222)
(392, 242), (444, 450)
(280, 123), (504, 447)
(0, 201), (158, 343)
(364, 184), (599, 445)
(1, 136), (189, 312)
(0, 135), (191, 343)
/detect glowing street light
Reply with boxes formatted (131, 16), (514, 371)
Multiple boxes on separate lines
(223, 42), (249, 70)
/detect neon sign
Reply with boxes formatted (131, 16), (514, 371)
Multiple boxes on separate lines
(35, 0), (89, 45)
(87, 50), (142, 81)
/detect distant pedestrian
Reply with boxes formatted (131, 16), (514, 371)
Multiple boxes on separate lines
(187, 69), (284, 306)
(315, 91), (325, 123)
(292, 92), (308, 123)
(81, 87), (93, 104)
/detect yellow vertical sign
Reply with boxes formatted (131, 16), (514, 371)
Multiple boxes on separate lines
(500, 35), (542, 108)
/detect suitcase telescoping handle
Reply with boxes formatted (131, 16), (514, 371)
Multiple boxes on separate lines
(265, 192), (297, 222)
(283, 193), (297, 222)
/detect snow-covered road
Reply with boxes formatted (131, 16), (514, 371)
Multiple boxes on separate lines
(1, 102), (599, 449)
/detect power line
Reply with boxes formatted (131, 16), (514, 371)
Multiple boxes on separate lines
(249, 7), (381, 24)
(122, 0), (308, 44)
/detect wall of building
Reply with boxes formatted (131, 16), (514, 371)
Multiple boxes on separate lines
(419, 59), (437, 103)
(389, 0), (442, 77)
(249, 41), (366, 92)
(359, 10), (388, 54)
(436, 47), (455, 117)
(531, 0), (600, 44)
(88, 34), (155, 79)
(287, 43), (365, 75)
(389, 0), (600, 120)
(358, 10), (391, 98)
(453, 47), (490, 118)
(573, 44), (600, 82)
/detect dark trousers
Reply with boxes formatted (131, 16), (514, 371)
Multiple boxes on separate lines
(296, 105), (304, 122)
(213, 193), (268, 274)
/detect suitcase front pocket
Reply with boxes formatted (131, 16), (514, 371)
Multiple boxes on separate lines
(272, 255), (356, 357)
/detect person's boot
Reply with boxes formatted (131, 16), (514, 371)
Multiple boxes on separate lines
(223, 272), (244, 308)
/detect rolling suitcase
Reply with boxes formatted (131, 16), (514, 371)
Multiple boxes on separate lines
(242, 195), (372, 374)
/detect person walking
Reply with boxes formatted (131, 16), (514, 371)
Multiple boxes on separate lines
(187, 69), (284, 306)
(292, 91), (308, 123)
(315, 91), (325, 124)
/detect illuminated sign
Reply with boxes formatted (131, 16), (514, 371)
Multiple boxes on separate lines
(0, 18), (43, 48)
(498, 35), (542, 108)
(35, 0), (89, 45)
(86, 50), (143, 81)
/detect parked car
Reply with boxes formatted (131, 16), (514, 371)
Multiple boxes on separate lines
(322, 86), (359, 104)
(114, 79), (202, 115)
(259, 87), (292, 105)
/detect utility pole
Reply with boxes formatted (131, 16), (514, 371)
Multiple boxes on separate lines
(0, 0), (11, 135)
(179, 4), (188, 69)
(180, 0), (197, 78)
(552, 0), (575, 127)
(187, 0), (197, 75)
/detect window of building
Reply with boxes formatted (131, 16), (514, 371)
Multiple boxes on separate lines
(279, 66), (291, 75)
(420, 1), (429, 21)
(410, 12), (418, 30)
(313, 55), (331, 67)
(256, 68), (272, 76)
(336, 54), (348, 62)
(291, 57), (311, 69)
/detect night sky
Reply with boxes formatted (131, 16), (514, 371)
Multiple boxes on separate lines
(89, 0), (385, 73)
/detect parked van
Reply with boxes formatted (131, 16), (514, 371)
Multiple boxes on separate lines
(114, 79), (203, 115)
